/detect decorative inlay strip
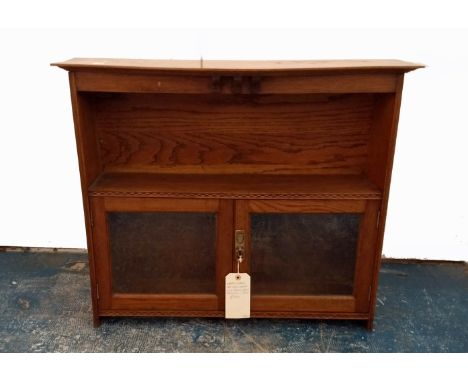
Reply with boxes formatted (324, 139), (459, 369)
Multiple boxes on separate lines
(251, 311), (369, 319)
(99, 310), (225, 317)
(89, 191), (382, 200)
(98, 310), (369, 320)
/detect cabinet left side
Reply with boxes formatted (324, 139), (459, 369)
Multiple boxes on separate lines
(68, 73), (103, 326)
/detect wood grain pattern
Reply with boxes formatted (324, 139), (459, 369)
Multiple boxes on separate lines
(246, 199), (367, 212)
(111, 294), (219, 311)
(99, 309), (226, 317)
(92, 93), (375, 174)
(97, 130), (370, 174)
(92, 93), (376, 130)
(73, 72), (398, 93)
(102, 196), (219, 212)
(75, 72), (212, 93)
(252, 295), (355, 312)
(260, 74), (397, 93)
(89, 173), (382, 200)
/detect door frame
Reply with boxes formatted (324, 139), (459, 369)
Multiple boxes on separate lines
(234, 199), (380, 314)
(90, 196), (233, 314)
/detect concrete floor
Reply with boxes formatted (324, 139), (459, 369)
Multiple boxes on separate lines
(0, 251), (466, 352)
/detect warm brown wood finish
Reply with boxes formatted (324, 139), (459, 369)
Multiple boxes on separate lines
(92, 93), (375, 174)
(365, 76), (407, 329)
(52, 58), (423, 73)
(72, 72), (400, 93)
(89, 173), (382, 199)
(234, 199), (378, 315)
(90, 197), (232, 314)
(55, 59), (423, 328)
(68, 75), (101, 326)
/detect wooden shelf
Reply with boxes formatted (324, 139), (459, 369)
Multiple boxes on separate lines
(89, 172), (382, 200)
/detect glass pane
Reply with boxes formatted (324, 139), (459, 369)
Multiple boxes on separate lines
(108, 212), (216, 294)
(251, 213), (360, 295)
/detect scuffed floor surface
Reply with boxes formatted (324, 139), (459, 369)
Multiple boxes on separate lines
(0, 251), (466, 352)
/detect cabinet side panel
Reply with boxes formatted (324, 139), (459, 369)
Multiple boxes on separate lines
(367, 89), (402, 189)
(68, 73), (102, 325)
(366, 75), (405, 327)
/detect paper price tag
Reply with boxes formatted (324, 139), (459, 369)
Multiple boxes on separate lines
(225, 273), (251, 319)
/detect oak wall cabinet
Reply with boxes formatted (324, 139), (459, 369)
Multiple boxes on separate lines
(53, 58), (423, 328)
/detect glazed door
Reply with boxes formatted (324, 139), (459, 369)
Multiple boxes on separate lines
(235, 199), (380, 315)
(90, 197), (232, 315)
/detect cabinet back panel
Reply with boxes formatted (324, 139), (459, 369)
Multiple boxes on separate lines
(90, 93), (376, 175)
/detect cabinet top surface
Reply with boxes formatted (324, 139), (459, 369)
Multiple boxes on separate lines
(52, 58), (424, 73)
